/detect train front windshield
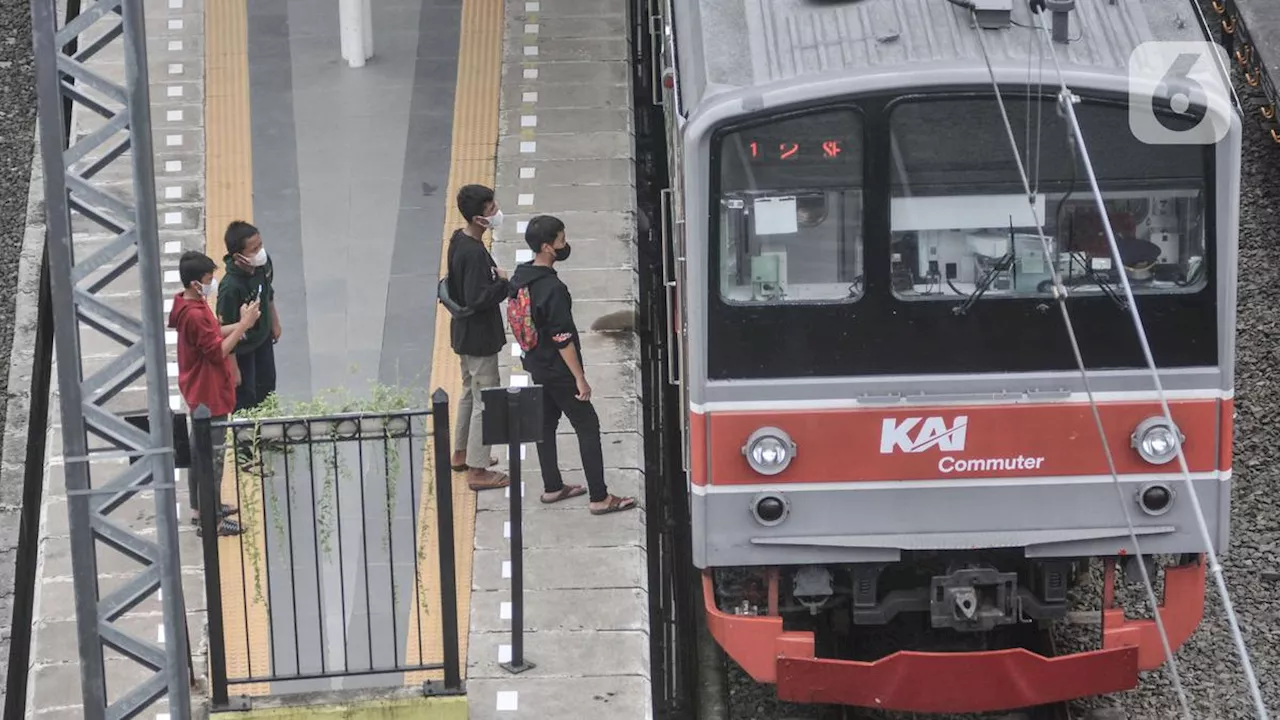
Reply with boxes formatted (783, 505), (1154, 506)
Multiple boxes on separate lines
(708, 93), (1218, 380)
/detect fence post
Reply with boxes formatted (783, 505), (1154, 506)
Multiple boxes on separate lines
(476, 385), (544, 676)
(502, 387), (535, 674)
(429, 389), (464, 694)
(192, 406), (230, 708)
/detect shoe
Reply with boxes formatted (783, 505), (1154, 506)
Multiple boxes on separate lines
(466, 468), (510, 491)
(195, 517), (244, 537)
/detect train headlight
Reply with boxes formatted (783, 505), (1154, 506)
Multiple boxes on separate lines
(742, 427), (796, 476)
(1131, 417), (1183, 465)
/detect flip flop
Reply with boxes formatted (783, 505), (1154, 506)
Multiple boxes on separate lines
(589, 495), (637, 515)
(541, 485), (587, 504)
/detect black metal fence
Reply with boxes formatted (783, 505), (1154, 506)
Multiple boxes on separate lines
(191, 389), (463, 707)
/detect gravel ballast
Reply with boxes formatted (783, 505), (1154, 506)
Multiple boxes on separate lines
(723, 9), (1280, 719)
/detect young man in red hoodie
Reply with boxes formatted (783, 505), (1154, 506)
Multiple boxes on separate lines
(169, 251), (261, 536)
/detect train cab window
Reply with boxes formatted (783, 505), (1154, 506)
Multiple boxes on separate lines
(716, 109), (865, 304)
(887, 96), (1210, 303)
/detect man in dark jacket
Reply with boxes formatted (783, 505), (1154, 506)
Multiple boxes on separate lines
(508, 215), (636, 515)
(447, 185), (510, 491)
(216, 220), (281, 412)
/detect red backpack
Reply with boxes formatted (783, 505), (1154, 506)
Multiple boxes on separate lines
(507, 285), (539, 352)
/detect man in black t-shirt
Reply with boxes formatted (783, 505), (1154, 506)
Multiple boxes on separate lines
(446, 185), (510, 491)
(507, 215), (636, 515)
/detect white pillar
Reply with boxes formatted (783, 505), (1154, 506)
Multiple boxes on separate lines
(339, 0), (372, 68)
(362, 0), (374, 58)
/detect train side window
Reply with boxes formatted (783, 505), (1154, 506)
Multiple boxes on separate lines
(887, 96), (1210, 302)
(715, 109), (864, 305)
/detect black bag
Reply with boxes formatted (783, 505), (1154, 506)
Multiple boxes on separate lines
(437, 274), (474, 318)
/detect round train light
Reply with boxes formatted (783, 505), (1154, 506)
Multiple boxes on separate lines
(742, 427), (796, 476)
(1130, 417), (1183, 465)
(751, 492), (789, 526)
(1138, 483), (1175, 516)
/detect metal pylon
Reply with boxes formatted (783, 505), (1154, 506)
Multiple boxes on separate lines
(29, 0), (192, 717)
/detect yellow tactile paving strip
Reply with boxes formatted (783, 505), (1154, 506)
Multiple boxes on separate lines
(204, 0), (501, 694)
(206, 0), (271, 698)
(403, 0), (503, 688)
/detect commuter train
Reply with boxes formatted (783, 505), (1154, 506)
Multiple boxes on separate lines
(642, 0), (1240, 713)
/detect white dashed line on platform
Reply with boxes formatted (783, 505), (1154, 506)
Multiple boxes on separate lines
(517, 193), (534, 206)
(167, 86), (183, 98)
(499, 644), (512, 662)
(510, 374), (529, 388)
(520, 116), (537, 128)
(165, 160), (182, 172)
(168, 63), (183, 75)
(167, 18), (183, 30)
(167, 109), (183, 121)
(496, 691), (518, 711)
(522, 91), (537, 103)
(500, 602), (512, 620)
(503, 521), (510, 539)
(520, 167), (535, 179)
(165, 187), (182, 200)
(168, 40), (183, 51)
(502, 560), (511, 578)
(164, 240), (181, 254)
(523, 68), (538, 79)
(519, 141), (536, 153)
(524, 1), (539, 11)
(525, 23), (539, 34)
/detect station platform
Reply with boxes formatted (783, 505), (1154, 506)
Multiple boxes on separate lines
(23, 0), (649, 717)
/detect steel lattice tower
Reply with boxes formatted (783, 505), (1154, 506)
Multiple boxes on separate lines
(29, 0), (193, 717)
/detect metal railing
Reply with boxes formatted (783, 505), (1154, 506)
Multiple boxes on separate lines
(190, 389), (463, 707)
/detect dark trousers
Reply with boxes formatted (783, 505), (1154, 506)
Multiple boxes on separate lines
(535, 382), (608, 502)
(234, 339), (277, 412)
(190, 414), (227, 512)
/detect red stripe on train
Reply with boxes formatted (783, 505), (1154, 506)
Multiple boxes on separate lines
(690, 400), (1225, 486)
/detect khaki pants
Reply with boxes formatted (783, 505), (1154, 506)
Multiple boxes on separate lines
(454, 353), (501, 467)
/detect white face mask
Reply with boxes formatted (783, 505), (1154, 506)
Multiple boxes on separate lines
(483, 210), (504, 230)
(199, 277), (218, 297)
(247, 248), (268, 267)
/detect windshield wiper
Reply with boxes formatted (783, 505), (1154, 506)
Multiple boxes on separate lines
(952, 251), (1016, 316)
(1039, 260), (1128, 310)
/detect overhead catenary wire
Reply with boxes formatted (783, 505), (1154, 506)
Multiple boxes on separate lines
(1029, 7), (1269, 718)
(966, 13), (1194, 720)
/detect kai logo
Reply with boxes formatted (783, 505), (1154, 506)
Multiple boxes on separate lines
(879, 416), (969, 454)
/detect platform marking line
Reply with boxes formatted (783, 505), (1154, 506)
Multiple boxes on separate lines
(169, 62), (184, 75)
(206, 0), (271, 696)
(167, 109), (183, 121)
(401, 0), (502, 689)
(168, 18), (183, 29)
(165, 240), (182, 254)
(517, 192), (534, 206)
(169, 40), (183, 51)
(167, 85), (183, 98)
(166, 134), (183, 146)
(497, 690), (519, 711)
(165, 160), (182, 172)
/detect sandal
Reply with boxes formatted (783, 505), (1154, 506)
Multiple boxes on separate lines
(190, 504), (239, 526)
(195, 517), (244, 537)
(589, 495), (637, 516)
(541, 485), (587, 504)
(467, 469), (510, 491)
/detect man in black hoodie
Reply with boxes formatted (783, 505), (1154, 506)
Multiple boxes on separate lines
(508, 215), (636, 515)
(446, 185), (510, 491)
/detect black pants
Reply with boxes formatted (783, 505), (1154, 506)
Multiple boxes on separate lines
(535, 381), (608, 502)
(234, 339), (277, 412)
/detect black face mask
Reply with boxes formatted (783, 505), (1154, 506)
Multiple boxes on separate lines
(554, 244), (571, 262)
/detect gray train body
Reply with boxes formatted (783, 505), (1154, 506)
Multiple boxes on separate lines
(649, 0), (1241, 588)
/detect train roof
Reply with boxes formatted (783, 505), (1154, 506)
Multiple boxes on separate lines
(675, 0), (1214, 110)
